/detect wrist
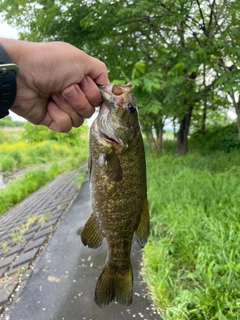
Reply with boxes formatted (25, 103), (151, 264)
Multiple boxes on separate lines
(0, 40), (19, 118)
(0, 38), (22, 66)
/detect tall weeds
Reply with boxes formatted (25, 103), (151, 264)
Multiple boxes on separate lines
(143, 150), (240, 319)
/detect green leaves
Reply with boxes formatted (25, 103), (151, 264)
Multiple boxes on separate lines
(132, 61), (146, 79)
(215, 69), (240, 93)
(2, 0), (240, 152)
(132, 68), (163, 117)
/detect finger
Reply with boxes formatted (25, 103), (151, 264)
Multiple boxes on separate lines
(41, 101), (72, 132)
(81, 54), (110, 85)
(52, 92), (84, 128)
(79, 75), (103, 107)
(61, 83), (95, 118)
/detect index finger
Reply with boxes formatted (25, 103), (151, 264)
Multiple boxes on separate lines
(83, 55), (110, 85)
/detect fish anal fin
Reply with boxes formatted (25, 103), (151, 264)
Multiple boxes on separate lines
(135, 198), (150, 248)
(95, 262), (133, 308)
(81, 214), (104, 248)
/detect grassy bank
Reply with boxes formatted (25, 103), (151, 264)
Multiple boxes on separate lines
(143, 149), (240, 319)
(0, 125), (89, 216)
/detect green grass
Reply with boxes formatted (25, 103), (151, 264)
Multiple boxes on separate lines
(0, 160), (88, 215)
(143, 149), (240, 319)
(0, 126), (89, 215)
(0, 123), (89, 172)
(0, 141), (78, 172)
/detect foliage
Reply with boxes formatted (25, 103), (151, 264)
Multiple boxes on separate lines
(0, 163), (86, 215)
(0, 166), (59, 214)
(143, 149), (240, 319)
(0, 141), (66, 171)
(0, 128), (10, 144)
(189, 123), (240, 154)
(1, 0), (240, 153)
(0, 123), (89, 172)
(0, 116), (24, 127)
(0, 150), (88, 215)
(1, 156), (15, 172)
(22, 121), (89, 146)
(0, 124), (89, 214)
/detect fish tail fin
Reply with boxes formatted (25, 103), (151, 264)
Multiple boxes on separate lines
(94, 261), (133, 308)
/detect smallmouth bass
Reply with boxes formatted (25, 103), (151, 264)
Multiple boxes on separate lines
(81, 83), (149, 307)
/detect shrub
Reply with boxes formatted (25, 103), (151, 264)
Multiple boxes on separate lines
(22, 121), (89, 146)
(189, 122), (240, 153)
(1, 156), (14, 172)
(0, 128), (9, 144)
(9, 150), (23, 167)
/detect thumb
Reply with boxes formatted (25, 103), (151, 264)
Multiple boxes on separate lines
(41, 101), (73, 132)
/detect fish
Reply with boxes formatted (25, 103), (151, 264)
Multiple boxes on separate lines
(81, 83), (149, 308)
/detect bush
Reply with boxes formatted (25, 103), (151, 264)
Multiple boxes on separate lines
(0, 128), (9, 144)
(0, 116), (24, 128)
(26, 143), (53, 162)
(1, 156), (15, 172)
(9, 150), (23, 167)
(189, 122), (240, 153)
(22, 121), (89, 146)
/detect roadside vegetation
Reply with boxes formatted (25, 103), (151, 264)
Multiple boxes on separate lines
(2, 1), (240, 318)
(143, 125), (240, 319)
(0, 119), (89, 215)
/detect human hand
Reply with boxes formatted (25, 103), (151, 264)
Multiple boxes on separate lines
(0, 39), (109, 132)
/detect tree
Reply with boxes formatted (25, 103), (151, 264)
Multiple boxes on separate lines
(1, 0), (239, 154)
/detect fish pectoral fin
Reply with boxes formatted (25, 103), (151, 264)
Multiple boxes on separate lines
(105, 151), (122, 182)
(95, 262), (133, 308)
(135, 198), (150, 248)
(81, 214), (104, 248)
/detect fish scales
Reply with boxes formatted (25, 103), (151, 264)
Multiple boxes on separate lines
(81, 83), (149, 308)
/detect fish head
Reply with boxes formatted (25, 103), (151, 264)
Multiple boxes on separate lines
(97, 83), (139, 148)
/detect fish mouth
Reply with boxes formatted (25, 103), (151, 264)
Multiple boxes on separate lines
(98, 85), (113, 100)
(98, 102), (121, 145)
(100, 132), (119, 145)
(99, 84), (131, 96)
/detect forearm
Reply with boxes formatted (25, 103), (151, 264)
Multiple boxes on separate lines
(0, 38), (24, 66)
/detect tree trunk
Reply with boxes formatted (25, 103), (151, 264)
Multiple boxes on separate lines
(176, 106), (193, 155)
(201, 103), (207, 136)
(173, 118), (176, 140)
(148, 130), (158, 151)
(156, 125), (164, 151)
(227, 93), (240, 138)
(234, 99), (240, 139)
(201, 65), (207, 136)
(147, 119), (164, 152)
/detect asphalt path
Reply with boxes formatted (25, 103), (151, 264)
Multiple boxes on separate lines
(3, 180), (161, 320)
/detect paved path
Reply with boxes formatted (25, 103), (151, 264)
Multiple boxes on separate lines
(0, 170), (161, 320)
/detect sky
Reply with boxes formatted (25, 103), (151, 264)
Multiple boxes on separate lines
(0, 22), (19, 38)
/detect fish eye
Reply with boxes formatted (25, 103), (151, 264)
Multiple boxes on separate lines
(128, 103), (136, 113)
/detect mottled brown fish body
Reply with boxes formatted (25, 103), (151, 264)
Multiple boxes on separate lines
(81, 83), (149, 307)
